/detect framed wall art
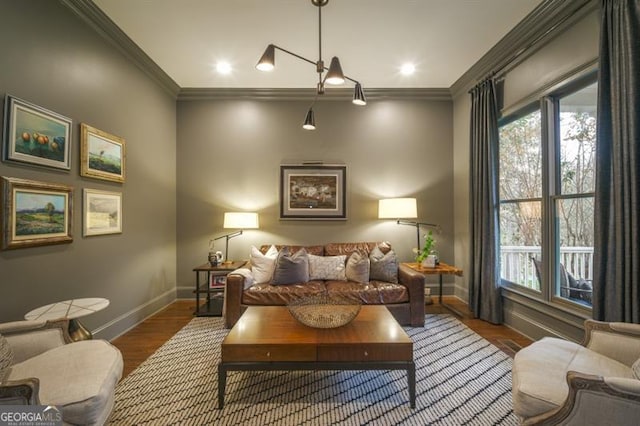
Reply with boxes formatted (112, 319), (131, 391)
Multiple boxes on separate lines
(80, 123), (125, 183)
(2, 95), (72, 170)
(83, 188), (122, 236)
(279, 164), (346, 220)
(1, 177), (73, 250)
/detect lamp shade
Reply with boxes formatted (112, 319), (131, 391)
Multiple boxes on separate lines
(378, 198), (417, 219)
(325, 56), (345, 85)
(352, 82), (367, 106)
(302, 108), (316, 130)
(223, 212), (259, 229)
(256, 44), (275, 71)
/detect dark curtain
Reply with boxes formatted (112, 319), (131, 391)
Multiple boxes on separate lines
(469, 78), (502, 324)
(593, 0), (640, 322)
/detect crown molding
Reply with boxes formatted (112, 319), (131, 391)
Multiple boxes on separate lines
(177, 87), (452, 102)
(450, 0), (598, 98)
(60, 0), (180, 98)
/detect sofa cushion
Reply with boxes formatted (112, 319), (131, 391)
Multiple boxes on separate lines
(0, 334), (13, 382)
(242, 281), (327, 305)
(512, 337), (634, 419)
(250, 245), (278, 284)
(272, 247), (310, 285)
(369, 245), (399, 283)
(324, 241), (391, 257)
(325, 281), (409, 305)
(8, 340), (123, 425)
(633, 358), (640, 379)
(309, 254), (347, 281)
(345, 251), (370, 283)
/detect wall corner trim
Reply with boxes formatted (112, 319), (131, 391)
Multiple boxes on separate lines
(60, 0), (180, 98)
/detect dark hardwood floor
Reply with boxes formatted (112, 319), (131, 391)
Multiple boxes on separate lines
(111, 298), (533, 378)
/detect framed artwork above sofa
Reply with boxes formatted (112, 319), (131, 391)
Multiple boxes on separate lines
(279, 164), (346, 220)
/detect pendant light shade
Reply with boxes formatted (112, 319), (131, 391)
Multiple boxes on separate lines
(325, 56), (345, 85)
(352, 82), (367, 106)
(256, 44), (275, 71)
(302, 108), (316, 130)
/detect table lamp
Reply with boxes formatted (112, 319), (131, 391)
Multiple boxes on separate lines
(212, 212), (259, 264)
(378, 198), (440, 251)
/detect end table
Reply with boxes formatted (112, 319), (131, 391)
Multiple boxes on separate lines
(193, 261), (246, 316)
(402, 262), (464, 316)
(24, 298), (110, 341)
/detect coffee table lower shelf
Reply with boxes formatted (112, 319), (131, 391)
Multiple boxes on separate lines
(217, 360), (416, 409)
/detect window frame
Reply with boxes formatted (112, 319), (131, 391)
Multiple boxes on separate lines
(497, 71), (597, 313)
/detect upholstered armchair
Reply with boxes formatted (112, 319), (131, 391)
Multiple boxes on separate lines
(512, 319), (640, 425)
(0, 319), (123, 425)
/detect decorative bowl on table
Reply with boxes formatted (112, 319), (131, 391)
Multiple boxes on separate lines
(288, 294), (361, 329)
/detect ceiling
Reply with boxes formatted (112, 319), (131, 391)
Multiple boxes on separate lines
(93, 0), (543, 89)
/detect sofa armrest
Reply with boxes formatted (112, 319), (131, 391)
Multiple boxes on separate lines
(583, 319), (640, 366)
(0, 378), (40, 405)
(0, 320), (71, 364)
(225, 272), (248, 329)
(398, 264), (425, 326)
(522, 372), (640, 426)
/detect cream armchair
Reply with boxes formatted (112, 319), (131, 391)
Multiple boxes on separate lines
(512, 319), (640, 425)
(0, 319), (123, 425)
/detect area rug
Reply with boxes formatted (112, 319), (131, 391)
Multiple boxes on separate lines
(109, 314), (518, 425)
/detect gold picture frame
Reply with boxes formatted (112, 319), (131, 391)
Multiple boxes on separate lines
(80, 123), (125, 183)
(1, 177), (73, 250)
(83, 188), (122, 236)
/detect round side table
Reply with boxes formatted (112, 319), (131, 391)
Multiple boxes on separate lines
(24, 298), (109, 341)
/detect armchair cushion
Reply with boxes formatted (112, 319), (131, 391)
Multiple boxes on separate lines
(7, 339), (123, 426)
(633, 358), (640, 379)
(513, 337), (634, 419)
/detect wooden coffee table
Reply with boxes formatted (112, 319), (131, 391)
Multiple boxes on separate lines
(218, 305), (415, 408)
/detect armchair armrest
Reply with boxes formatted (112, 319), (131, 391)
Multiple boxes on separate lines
(522, 372), (640, 426)
(0, 378), (40, 405)
(398, 264), (425, 326)
(0, 320), (71, 364)
(583, 319), (640, 366)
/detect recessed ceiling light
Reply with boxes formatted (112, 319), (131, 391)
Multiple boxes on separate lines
(400, 63), (416, 75)
(216, 61), (232, 75)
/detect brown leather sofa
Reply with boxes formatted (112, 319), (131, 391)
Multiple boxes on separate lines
(224, 242), (425, 328)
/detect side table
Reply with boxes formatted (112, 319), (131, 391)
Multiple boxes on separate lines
(193, 261), (246, 317)
(402, 262), (464, 316)
(24, 297), (110, 341)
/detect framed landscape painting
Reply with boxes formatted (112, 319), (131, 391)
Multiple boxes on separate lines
(2, 95), (72, 170)
(80, 123), (125, 183)
(1, 177), (73, 250)
(280, 164), (346, 220)
(83, 189), (122, 236)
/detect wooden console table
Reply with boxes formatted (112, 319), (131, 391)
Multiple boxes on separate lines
(402, 262), (464, 316)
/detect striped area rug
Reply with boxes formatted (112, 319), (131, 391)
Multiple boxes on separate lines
(109, 314), (518, 425)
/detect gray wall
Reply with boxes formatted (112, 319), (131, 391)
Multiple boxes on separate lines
(176, 97), (454, 296)
(452, 7), (599, 342)
(0, 0), (177, 339)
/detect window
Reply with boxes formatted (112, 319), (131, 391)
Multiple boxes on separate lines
(498, 78), (597, 309)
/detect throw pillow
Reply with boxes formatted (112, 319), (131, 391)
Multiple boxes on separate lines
(308, 254), (347, 281)
(633, 358), (640, 380)
(271, 247), (310, 285)
(346, 251), (370, 283)
(369, 245), (398, 283)
(250, 245), (278, 284)
(0, 334), (13, 383)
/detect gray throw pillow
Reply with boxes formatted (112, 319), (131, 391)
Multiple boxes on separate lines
(0, 334), (13, 383)
(369, 245), (398, 283)
(271, 247), (310, 285)
(346, 251), (370, 283)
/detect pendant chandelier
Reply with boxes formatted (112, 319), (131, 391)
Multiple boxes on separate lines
(256, 0), (367, 130)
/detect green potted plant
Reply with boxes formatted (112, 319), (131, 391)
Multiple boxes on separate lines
(416, 231), (438, 265)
